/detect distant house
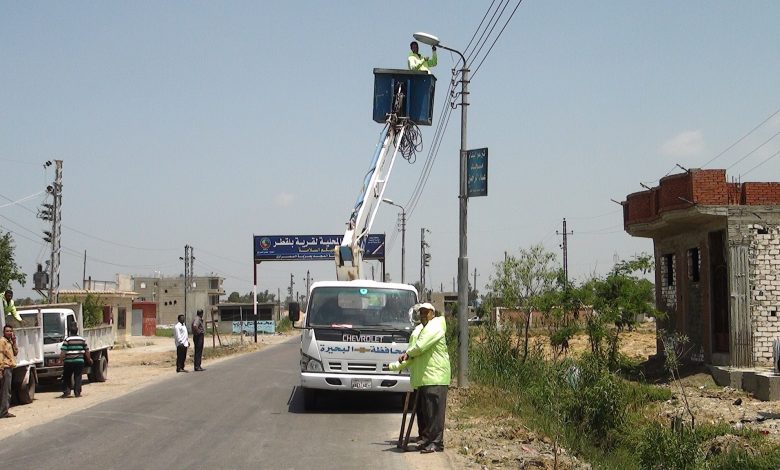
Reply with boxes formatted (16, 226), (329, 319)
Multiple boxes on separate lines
(132, 275), (225, 325)
(623, 169), (780, 367)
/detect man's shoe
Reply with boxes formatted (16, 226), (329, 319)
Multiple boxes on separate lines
(0, 412), (15, 418)
(75, 394), (81, 398)
(180, 369), (189, 373)
(176, 368), (182, 372)
(195, 367), (205, 371)
(420, 443), (437, 454)
(59, 393), (70, 398)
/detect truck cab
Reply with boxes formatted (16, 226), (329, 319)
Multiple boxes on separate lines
(291, 280), (417, 410)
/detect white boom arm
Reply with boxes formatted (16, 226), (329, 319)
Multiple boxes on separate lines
(335, 123), (407, 281)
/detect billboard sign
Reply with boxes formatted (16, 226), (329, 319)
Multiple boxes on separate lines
(467, 147), (488, 197)
(253, 234), (385, 261)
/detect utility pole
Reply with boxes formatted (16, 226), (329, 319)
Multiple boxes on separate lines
(382, 199), (406, 283)
(556, 218), (574, 288)
(288, 274), (295, 303)
(42, 160), (63, 303)
(420, 228), (430, 301)
(472, 267), (479, 308)
(181, 245), (194, 325)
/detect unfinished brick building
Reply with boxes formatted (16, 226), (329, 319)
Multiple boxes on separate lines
(623, 169), (780, 368)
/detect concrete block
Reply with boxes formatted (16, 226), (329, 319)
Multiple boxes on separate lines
(709, 365), (743, 389)
(754, 373), (780, 401)
(743, 371), (758, 394)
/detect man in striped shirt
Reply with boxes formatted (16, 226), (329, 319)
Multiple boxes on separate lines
(60, 325), (92, 398)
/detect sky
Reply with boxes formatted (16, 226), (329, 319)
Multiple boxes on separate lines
(2, 1), (780, 303)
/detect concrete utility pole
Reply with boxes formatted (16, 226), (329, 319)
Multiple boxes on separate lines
(420, 228), (430, 301)
(288, 274), (295, 303)
(44, 160), (63, 303)
(472, 267), (479, 308)
(181, 245), (194, 325)
(556, 218), (574, 288)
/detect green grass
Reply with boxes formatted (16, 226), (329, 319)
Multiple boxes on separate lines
(463, 324), (780, 469)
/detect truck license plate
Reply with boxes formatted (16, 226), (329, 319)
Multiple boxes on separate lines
(351, 378), (372, 390)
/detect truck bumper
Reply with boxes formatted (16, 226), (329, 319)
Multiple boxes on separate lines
(301, 372), (411, 393)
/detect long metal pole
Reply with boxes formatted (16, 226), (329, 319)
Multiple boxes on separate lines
(401, 208), (406, 283)
(455, 53), (470, 388)
(417, 38), (470, 385)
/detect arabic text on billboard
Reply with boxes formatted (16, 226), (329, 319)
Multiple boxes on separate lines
(253, 234), (385, 261)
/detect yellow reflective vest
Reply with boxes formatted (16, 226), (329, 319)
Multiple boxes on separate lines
(408, 51), (437, 72)
(390, 316), (450, 387)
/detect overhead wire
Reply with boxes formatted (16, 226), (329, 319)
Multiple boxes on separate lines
(701, 105), (780, 169)
(741, 147), (780, 178)
(470, 0), (524, 80)
(725, 130), (780, 171)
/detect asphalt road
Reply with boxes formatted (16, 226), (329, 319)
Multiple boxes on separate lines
(0, 338), (415, 470)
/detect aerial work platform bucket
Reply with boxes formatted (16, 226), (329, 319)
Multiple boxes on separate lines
(372, 69), (436, 126)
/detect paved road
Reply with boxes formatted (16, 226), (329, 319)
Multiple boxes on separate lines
(0, 338), (416, 469)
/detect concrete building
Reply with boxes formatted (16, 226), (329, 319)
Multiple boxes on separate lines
(132, 275), (225, 325)
(58, 282), (138, 344)
(623, 169), (780, 368)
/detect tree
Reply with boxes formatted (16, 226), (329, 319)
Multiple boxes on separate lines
(486, 244), (558, 360)
(582, 253), (659, 367)
(227, 291), (241, 302)
(0, 231), (27, 290)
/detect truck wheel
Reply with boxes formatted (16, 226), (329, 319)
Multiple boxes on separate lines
(302, 387), (318, 411)
(92, 355), (108, 382)
(16, 375), (35, 405)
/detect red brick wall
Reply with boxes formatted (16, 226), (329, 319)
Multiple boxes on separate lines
(741, 182), (780, 205)
(691, 169), (728, 204)
(624, 169), (780, 227)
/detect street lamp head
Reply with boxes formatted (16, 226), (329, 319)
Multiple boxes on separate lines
(413, 32), (440, 47)
(382, 198), (396, 205)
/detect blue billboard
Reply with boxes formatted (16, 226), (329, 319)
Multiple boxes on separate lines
(253, 234), (385, 261)
(467, 147), (488, 197)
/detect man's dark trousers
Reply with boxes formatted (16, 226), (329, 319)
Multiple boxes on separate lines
(176, 345), (188, 371)
(0, 368), (11, 415)
(419, 384), (448, 449)
(193, 334), (204, 370)
(62, 363), (84, 396)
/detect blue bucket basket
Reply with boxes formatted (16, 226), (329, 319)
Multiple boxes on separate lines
(372, 68), (436, 126)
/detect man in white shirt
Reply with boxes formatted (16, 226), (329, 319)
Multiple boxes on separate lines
(174, 314), (190, 373)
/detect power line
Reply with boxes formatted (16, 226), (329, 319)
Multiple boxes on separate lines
(741, 147), (780, 178)
(701, 104), (780, 169)
(725, 130), (780, 171)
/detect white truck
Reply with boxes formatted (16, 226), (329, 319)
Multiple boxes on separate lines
(0, 309), (43, 404)
(18, 303), (115, 383)
(289, 72), (432, 409)
(290, 280), (416, 409)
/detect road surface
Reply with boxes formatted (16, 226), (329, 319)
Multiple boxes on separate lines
(0, 338), (434, 469)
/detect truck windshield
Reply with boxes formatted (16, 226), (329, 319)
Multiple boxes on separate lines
(307, 287), (416, 331)
(42, 312), (64, 344)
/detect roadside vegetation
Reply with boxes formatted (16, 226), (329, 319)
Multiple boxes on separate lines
(457, 245), (780, 469)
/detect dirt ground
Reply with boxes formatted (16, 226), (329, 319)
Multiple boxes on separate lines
(2, 332), (295, 439)
(443, 320), (780, 469)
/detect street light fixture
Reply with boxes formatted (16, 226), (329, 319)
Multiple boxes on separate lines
(413, 31), (470, 388)
(382, 198), (406, 284)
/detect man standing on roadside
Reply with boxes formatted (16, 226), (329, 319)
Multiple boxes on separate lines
(0, 325), (18, 418)
(191, 310), (205, 371)
(174, 314), (189, 373)
(396, 302), (450, 453)
(389, 304), (428, 445)
(60, 324), (91, 398)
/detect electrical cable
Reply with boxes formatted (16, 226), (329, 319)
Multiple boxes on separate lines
(725, 130), (780, 171)
(470, 0), (524, 80)
(741, 147), (780, 178)
(701, 105), (780, 169)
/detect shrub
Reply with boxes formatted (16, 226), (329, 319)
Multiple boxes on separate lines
(637, 423), (702, 470)
(276, 316), (292, 333)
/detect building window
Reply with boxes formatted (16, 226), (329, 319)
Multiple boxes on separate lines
(118, 308), (126, 329)
(664, 254), (675, 287)
(209, 295), (219, 305)
(688, 248), (700, 282)
(209, 279), (219, 290)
